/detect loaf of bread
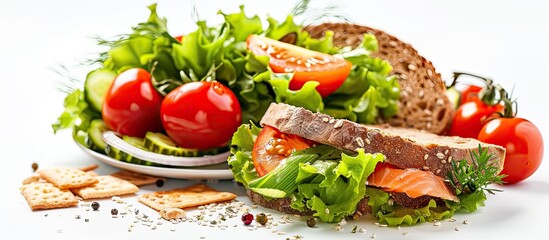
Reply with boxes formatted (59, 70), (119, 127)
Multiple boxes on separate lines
(305, 23), (454, 135)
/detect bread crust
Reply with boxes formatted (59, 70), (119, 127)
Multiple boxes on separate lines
(260, 103), (505, 178)
(305, 23), (454, 135)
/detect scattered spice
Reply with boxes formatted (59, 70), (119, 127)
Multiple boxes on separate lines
(351, 225), (358, 233)
(241, 213), (254, 225)
(155, 179), (165, 187)
(31, 162), (39, 172)
(91, 202), (100, 211)
(255, 212), (268, 225)
(306, 217), (316, 228)
(111, 208), (119, 216)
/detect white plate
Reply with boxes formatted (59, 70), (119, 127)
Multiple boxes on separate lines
(76, 143), (234, 179)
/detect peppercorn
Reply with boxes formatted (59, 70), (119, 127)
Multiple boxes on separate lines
(241, 213), (254, 225)
(306, 217), (316, 228)
(91, 202), (100, 211)
(155, 179), (165, 187)
(111, 208), (118, 215)
(255, 212), (268, 225)
(31, 162), (39, 172)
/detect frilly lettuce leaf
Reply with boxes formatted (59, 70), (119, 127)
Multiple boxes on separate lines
(219, 5), (263, 42)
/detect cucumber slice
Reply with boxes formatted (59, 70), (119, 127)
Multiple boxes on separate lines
(84, 68), (117, 112)
(446, 87), (461, 109)
(143, 132), (224, 157)
(105, 137), (156, 166)
(87, 119), (108, 152)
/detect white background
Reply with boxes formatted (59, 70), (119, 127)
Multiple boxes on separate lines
(0, 0), (548, 239)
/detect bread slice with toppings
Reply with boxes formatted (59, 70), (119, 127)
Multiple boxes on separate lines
(260, 103), (505, 179)
(305, 23), (454, 135)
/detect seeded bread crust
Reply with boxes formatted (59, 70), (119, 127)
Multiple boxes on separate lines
(260, 103), (505, 178)
(305, 23), (454, 135)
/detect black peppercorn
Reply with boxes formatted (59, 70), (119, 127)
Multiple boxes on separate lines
(91, 202), (100, 211)
(155, 179), (165, 187)
(306, 217), (316, 228)
(111, 208), (118, 215)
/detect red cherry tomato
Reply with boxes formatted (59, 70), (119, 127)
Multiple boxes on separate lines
(448, 99), (504, 139)
(460, 85), (482, 105)
(252, 125), (313, 176)
(102, 68), (164, 137)
(478, 118), (544, 184)
(246, 34), (352, 98)
(160, 81), (241, 149)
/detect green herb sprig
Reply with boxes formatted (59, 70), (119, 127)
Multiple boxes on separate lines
(448, 145), (506, 195)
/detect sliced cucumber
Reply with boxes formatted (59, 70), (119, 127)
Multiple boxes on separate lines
(87, 119), (109, 152)
(84, 68), (117, 112)
(446, 87), (461, 109)
(143, 132), (225, 157)
(105, 136), (156, 166)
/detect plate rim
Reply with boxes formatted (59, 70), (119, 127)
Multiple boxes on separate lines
(76, 142), (234, 180)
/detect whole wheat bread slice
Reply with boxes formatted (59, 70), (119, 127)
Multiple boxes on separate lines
(305, 23), (454, 135)
(260, 103), (505, 178)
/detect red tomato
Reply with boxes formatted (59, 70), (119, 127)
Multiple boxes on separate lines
(448, 99), (504, 138)
(460, 85), (482, 105)
(102, 68), (164, 137)
(160, 81), (241, 149)
(478, 118), (544, 184)
(252, 125), (313, 176)
(246, 34), (352, 97)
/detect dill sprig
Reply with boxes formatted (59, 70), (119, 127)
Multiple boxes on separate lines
(448, 145), (506, 195)
(289, 0), (352, 25)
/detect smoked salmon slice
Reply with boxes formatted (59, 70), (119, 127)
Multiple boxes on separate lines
(367, 163), (459, 202)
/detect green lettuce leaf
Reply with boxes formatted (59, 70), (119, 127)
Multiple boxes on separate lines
(52, 89), (100, 146)
(219, 5), (263, 42)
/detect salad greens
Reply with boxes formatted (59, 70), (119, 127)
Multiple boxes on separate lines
(53, 4), (400, 148)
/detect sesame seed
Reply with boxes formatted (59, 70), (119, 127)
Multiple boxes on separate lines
(436, 153), (445, 159)
(436, 98), (444, 105)
(426, 122), (432, 129)
(365, 138), (371, 145)
(334, 120), (344, 129)
(389, 40), (397, 46)
(419, 90), (425, 98)
(356, 138), (365, 147)
(434, 221), (441, 226)
(441, 160), (447, 164)
(277, 231), (286, 235)
(436, 169), (442, 174)
(424, 109), (431, 115)
(329, 119), (335, 124)
(444, 149), (449, 155)
(322, 117), (329, 122)
(423, 166), (430, 170)
(448, 156), (453, 162)
(424, 154), (429, 160)
(408, 64), (417, 71)
(448, 218), (456, 222)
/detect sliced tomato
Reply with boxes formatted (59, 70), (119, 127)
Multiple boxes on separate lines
(252, 125), (313, 176)
(246, 34), (352, 97)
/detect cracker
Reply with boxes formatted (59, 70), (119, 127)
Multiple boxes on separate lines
(110, 170), (165, 186)
(80, 164), (99, 172)
(37, 167), (98, 190)
(86, 171), (99, 177)
(71, 175), (139, 199)
(20, 182), (78, 210)
(159, 208), (187, 220)
(138, 184), (237, 211)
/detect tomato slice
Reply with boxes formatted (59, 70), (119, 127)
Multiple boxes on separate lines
(246, 34), (352, 97)
(252, 125), (313, 176)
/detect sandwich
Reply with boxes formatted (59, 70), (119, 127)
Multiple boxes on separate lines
(228, 103), (506, 226)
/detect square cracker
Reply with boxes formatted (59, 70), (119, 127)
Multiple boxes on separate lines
(138, 184), (237, 211)
(110, 170), (165, 186)
(71, 175), (139, 199)
(20, 182), (78, 210)
(38, 167), (98, 190)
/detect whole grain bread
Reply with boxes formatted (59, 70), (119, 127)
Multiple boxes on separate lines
(260, 103), (505, 178)
(305, 23), (454, 135)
